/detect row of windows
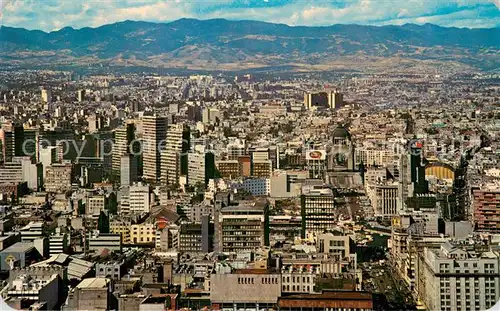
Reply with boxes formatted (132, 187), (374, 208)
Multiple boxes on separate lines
(282, 276), (311, 283)
(237, 277), (278, 285)
(283, 285), (310, 292)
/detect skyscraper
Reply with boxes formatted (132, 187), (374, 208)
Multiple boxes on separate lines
(142, 115), (167, 183)
(120, 154), (138, 186)
(41, 88), (52, 104)
(161, 123), (190, 185)
(77, 89), (85, 102)
(112, 122), (135, 175)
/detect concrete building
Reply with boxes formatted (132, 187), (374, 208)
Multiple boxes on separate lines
(120, 154), (138, 186)
(86, 193), (105, 216)
(112, 122), (135, 176)
(417, 241), (500, 311)
(368, 183), (399, 217)
(472, 185), (500, 233)
(129, 182), (150, 213)
(130, 223), (155, 244)
(110, 219), (131, 244)
(210, 271), (281, 310)
(45, 163), (72, 193)
(161, 123), (190, 185)
(0, 157), (41, 191)
(301, 185), (336, 238)
(49, 228), (69, 255)
(187, 149), (215, 186)
(178, 216), (213, 253)
(65, 278), (115, 310)
(39, 146), (58, 180)
(77, 89), (85, 102)
(270, 170), (308, 198)
(317, 232), (351, 258)
(303, 90), (343, 110)
(88, 232), (122, 253)
(0, 242), (42, 271)
(202, 107), (221, 124)
(241, 177), (270, 196)
(278, 291), (373, 311)
(281, 264), (316, 294)
(252, 160), (273, 178)
(216, 160), (241, 179)
(41, 88), (52, 104)
(142, 115), (167, 183)
(4, 272), (62, 310)
(217, 200), (270, 253)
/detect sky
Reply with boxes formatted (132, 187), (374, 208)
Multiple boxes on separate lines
(0, 0), (499, 31)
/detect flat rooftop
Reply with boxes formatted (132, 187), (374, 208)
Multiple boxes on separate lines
(76, 277), (109, 289)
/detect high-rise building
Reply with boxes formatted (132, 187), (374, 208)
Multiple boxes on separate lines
(300, 185), (336, 238)
(112, 122), (135, 175)
(45, 163), (72, 193)
(41, 88), (52, 104)
(129, 182), (150, 213)
(142, 115), (167, 182)
(472, 185), (500, 233)
(417, 241), (500, 311)
(120, 154), (138, 186)
(202, 107), (221, 124)
(303, 90), (343, 110)
(161, 123), (190, 185)
(216, 200), (269, 253)
(187, 149), (216, 186)
(77, 89), (85, 102)
(0, 123), (26, 163)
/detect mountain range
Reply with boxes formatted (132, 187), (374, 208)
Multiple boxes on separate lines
(0, 18), (498, 72)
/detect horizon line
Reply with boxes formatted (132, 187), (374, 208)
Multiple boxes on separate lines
(1, 17), (499, 33)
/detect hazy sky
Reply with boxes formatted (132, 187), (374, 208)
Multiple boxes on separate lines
(1, 0), (499, 31)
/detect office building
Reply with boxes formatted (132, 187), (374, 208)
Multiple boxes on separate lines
(142, 115), (167, 182)
(367, 183), (399, 217)
(187, 149), (216, 186)
(210, 272), (281, 310)
(49, 228), (69, 255)
(45, 163), (72, 193)
(161, 123), (190, 185)
(120, 154), (138, 186)
(88, 232), (122, 253)
(130, 223), (155, 244)
(202, 107), (221, 124)
(129, 182), (150, 213)
(317, 232), (351, 258)
(39, 146), (59, 180)
(473, 185), (500, 233)
(77, 89), (85, 102)
(252, 160), (273, 178)
(417, 241), (500, 311)
(216, 160), (241, 179)
(301, 185), (336, 238)
(305, 149), (327, 179)
(112, 122), (135, 176)
(303, 90), (343, 110)
(41, 88), (52, 103)
(178, 217), (214, 253)
(218, 200), (270, 253)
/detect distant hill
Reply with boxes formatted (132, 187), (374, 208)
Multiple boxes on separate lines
(0, 18), (498, 72)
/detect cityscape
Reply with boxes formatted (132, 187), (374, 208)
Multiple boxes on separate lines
(0, 1), (499, 311)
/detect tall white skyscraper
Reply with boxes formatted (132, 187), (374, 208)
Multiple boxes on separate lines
(41, 88), (52, 104)
(161, 123), (190, 185)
